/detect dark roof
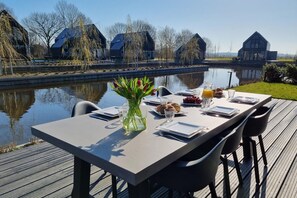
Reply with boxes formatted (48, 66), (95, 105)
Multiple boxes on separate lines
(110, 33), (125, 50)
(175, 33), (206, 52)
(243, 31), (268, 45)
(110, 31), (154, 50)
(0, 10), (28, 35)
(52, 24), (105, 48)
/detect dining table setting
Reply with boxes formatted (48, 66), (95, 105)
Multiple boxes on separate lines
(31, 86), (271, 198)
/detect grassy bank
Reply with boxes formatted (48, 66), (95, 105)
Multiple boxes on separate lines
(234, 82), (297, 101)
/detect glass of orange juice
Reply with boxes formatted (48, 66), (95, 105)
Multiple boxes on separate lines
(202, 89), (213, 99)
(201, 83), (213, 108)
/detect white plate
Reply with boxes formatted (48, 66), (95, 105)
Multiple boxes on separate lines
(151, 108), (187, 116)
(92, 106), (119, 117)
(231, 96), (259, 104)
(181, 102), (202, 106)
(143, 96), (162, 105)
(204, 106), (239, 117)
(175, 90), (194, 96)
(157, 121), (205, 138)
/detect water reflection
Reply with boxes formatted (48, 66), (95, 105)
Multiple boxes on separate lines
(0, 67), (262, 146)
(0, 90), (35, 123)
(0, 90), (35, 145)
(234, 67), (262, 84)
(68, 82), (107, 103)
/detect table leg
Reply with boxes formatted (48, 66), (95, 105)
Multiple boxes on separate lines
(242, 137), (252, 161)
(128, 180), (150, 198)
(71, 156), (91, 198)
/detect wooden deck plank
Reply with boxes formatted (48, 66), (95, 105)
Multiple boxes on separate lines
(0, 147), (68, 173)
(277, 155), (297, 197)
(232, 104), (297, 197)
(256, 128), (297, 197)
(41, 167), (115, 198)
(0, 155), (73, 196)
(0, 151), (73, 185)
(0, 99), (296, 198)
(0, 143), (57, 166)
(194, 99), (297, 197)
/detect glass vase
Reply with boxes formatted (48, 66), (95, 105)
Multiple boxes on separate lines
(122, 99), (146, 134)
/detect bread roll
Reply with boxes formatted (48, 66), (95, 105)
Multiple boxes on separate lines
(171, 103), (181, 112)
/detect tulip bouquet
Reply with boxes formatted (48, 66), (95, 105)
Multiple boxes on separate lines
(112, 76), (155, 102)
(112, 76), (156, 133)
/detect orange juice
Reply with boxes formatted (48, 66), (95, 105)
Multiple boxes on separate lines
(202, 89), (214, 99)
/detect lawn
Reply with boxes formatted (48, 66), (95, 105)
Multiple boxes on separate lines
(234, 82), (297, 101)
(277, 58), (296, 63)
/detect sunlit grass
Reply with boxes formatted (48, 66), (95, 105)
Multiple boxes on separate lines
(206, 57), (233, 61)
(234, 82), (297, 101)
(277, 58), (295, 62)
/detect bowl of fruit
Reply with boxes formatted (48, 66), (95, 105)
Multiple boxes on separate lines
(182, 96), (203, 106)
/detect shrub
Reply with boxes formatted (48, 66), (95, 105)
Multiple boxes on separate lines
(285, 63), (297, 83)
(263, 63), (283, 82)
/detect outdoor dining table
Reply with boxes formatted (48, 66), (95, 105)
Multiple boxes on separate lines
(31, 91), (271, 198)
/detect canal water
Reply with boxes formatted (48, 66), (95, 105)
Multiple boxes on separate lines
(0, 67), (262, 146)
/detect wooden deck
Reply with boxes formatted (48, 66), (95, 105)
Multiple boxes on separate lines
(0, 99), (296, 198)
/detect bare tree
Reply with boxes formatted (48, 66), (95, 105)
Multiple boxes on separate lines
(0, 11), (20, 75)
(55, 0), (92, 29)
(70, 20), (99, 70)
(121, 16), (147, 66)
(175, 29), (193, 49)
(123, 15), (134, 64)
(203, 37), (213, 58)
(27, 31), (46, 59)
(158, 26), (176, 64)
(180, 37), (200, 65)
(106, 22), (126, 48)
(132, 20), (156, 41)
(23, 12), (63, 56)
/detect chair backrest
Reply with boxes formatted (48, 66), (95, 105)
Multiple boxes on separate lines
(71, 101), (100, 117)
(222, 109), (256, 155)
(152, 136), (227, 193)
(243, 102), (276, 137)
(157, 86), (173, 97)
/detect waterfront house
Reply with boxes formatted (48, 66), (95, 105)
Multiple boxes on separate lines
(0, 10), (30, 58)
(175, 33), (206, 65)
(110, 31), (155, 61)
(51, 24), (106, 59)
(238, 31), (277, 61)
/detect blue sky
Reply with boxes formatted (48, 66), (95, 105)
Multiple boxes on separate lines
(2, 0), (297, 54)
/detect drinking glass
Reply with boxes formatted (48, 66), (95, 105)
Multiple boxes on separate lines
(164, 109), (175, 122)
(201, 83), (213, 109)
(160, 97), (168, 105)
(201, 98), (211, 109)
(228, 89), (236, 100)
(192, 89), (201, 98)
(119, 102), (129, 122)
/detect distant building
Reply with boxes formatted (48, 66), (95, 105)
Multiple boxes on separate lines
(238, 31), (277, 61)
(110, 31), (155, 61)
(0, 10), (30, 58)
(51, 24), (106, 59)
(175, 33), (206, 64)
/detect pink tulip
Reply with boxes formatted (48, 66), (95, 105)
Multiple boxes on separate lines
(137, 79), (142, 87)
(113, 82), (119, 88)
